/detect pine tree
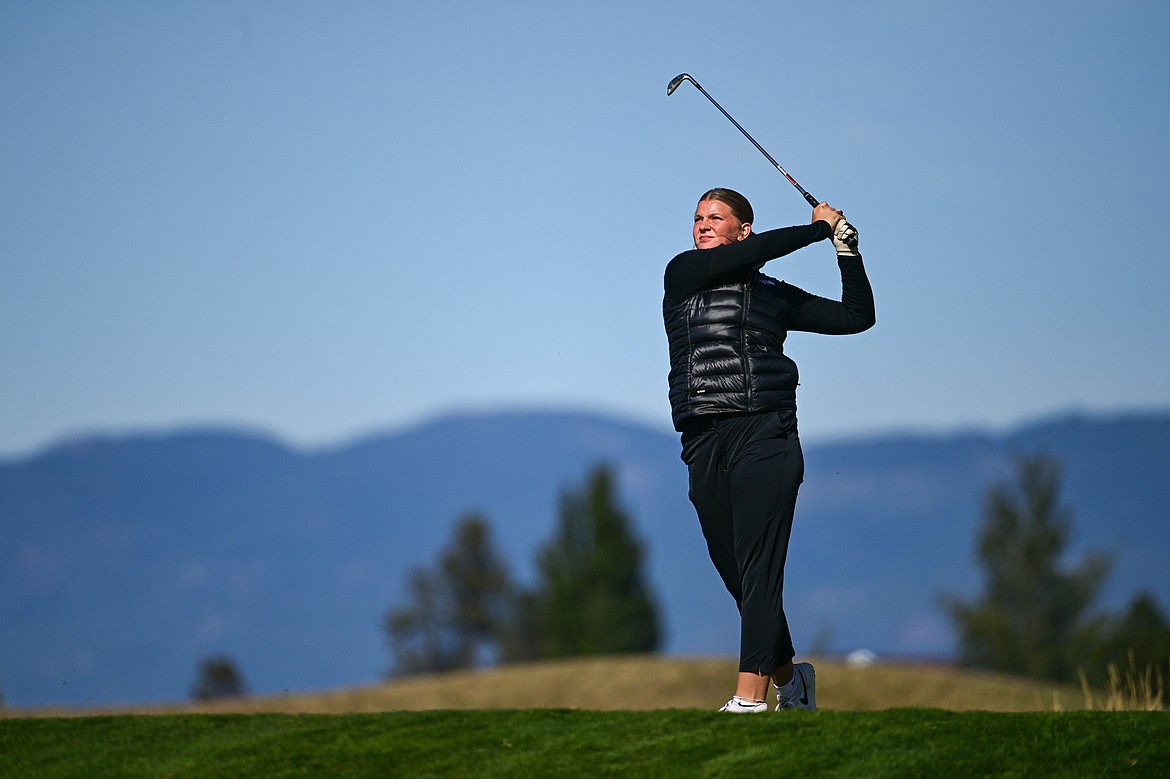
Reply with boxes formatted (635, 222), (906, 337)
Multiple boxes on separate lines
(385, 513), (514, 675)
(944, 454), (1110, 681)
(440, 515), (514, 663)
(527, 464), (660, 657)
(386, 567), (460, 675)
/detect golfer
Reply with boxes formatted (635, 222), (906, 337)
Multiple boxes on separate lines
(663, 188), (875, 712)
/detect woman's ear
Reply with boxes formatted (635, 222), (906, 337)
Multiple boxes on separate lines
(740, 222), (752, 239)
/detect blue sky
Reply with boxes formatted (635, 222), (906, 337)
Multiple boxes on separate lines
(2, 1), (1168, 458)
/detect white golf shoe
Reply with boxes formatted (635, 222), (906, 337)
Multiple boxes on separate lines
(718, 695), (768, 713)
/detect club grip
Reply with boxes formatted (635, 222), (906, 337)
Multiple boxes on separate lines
(803, 192), (820, 208)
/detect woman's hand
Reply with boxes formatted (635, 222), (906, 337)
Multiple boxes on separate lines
(832, 220), (860, 257)
(812, 202), (844, 230)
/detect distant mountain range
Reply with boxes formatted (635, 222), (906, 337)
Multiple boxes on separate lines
(2, 409), (1168, 708)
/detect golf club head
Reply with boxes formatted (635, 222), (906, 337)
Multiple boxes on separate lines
(667, 73), (694, 96)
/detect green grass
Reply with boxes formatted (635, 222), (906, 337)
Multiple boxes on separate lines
(2, 709), (1166, 778)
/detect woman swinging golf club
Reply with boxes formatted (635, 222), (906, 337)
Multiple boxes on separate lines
(662, 189), (875, 712)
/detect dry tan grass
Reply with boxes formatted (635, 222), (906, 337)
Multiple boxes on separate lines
(7, 655), (1094, 718)
(1077, 654), (1167, 712)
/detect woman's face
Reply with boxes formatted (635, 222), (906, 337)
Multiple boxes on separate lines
(693, 199), (750, 249)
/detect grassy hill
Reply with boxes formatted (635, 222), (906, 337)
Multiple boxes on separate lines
(4, 710), (1166, 778)
(6, 658), (1165, 778)
(7, 655), (1138, 718)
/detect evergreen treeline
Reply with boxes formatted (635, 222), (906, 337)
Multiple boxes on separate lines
(384, 463), (660, 676)
(198, 455), (1167, 705)
(945, 454), (1170, 702)
(388, 454), (1169, 702)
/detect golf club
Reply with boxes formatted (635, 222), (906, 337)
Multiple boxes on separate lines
(667, 73), (820, 208)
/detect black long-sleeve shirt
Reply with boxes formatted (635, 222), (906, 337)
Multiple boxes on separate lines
(663, 221), (875, 335)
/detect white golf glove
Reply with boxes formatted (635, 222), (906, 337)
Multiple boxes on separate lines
(832, 220), (860, 257)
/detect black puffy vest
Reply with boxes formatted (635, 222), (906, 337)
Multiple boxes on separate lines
(663, 271), (799, 431)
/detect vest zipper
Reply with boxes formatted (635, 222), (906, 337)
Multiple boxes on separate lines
(741, 282), (753, 411)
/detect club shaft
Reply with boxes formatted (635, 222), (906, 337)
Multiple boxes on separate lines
(679, 77), (820, 208)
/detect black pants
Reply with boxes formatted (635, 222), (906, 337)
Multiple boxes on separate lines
(680, 411), (804, 676)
